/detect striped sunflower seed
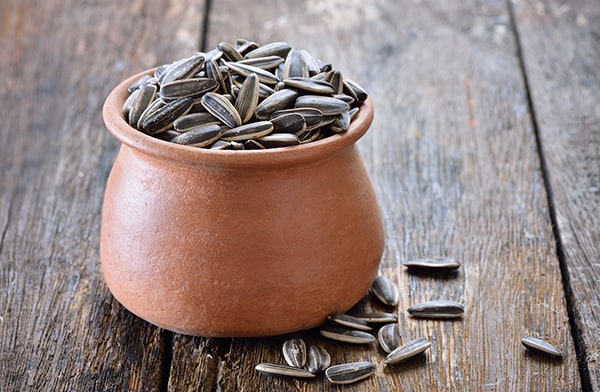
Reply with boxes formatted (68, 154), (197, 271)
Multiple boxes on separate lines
(271, 107), (323, 131)
(244, 139), (266, 149)
(282, 48), (309, 79)
(325, 362), (376, 385)
(255, 89), (299, 120)
(319, 326), (375, 344)
(128, 84), (157, 127)
(173, 112), (221, 132)
(201, 92), (242, 128)
(349, 107), (360, 121)
(282, 338), (306, 368)
(255, 363), (316, 379)
(371, 275), (399, 307)
(325, 70), (344, 95)
(384, 338), (431, 365)
(170, 124), (221, 147)
(122, 86), (141, 117)
(328, 314), (373, 331)
(244, 41), (292, 59)
(236, 56), (284, 70)
(224, 61), (279, 85)
(344, 79), (368, 104)
(329, 111), (350, 133)
(205, 59), (228, 95)
(283, 77), (335, 95)
(402, 257), (461, 270)
(299, 49), (321, 76)
(270, 113), (306, 135)
(236, 39), (260, 56)
(354, 312), (398, 324)
(521, 337), (563, 358)
(378, 323), (401, 353)
(307, 345), (331, 374)
(140, 97), (193, 135)
(220, 121), (273, 141)
(127, 74), (153, 93)
(407, 300), (464, 319)
(160, 53), (205, 84)
(217, 41), (243, 62)
(295, 95), (349, 116)
(257, 133), (299, 148)
(161, 78), (219, 101)
(234, 73), (259, 123)
(209, 140), (231, 150)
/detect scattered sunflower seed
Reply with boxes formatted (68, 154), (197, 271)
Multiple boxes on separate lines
(354, 312), (398, 324)
(307, 345), (331, 373)
(407, 300), (464, 319)
(325, 362), (376, 385)
(521, 337), (563, 358)
(371, 275), (399, 306)
(328, 314), (373, 331)
(282, 338), (307, 368)
(383, 338), (431, 365)
(255, 363), (316, 379)
(319, 326), (375, 344)
(402, 257), (461, 270)
(378, 323), (401, 353)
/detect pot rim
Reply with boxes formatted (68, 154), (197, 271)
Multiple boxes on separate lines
(103, 68), (374, 169)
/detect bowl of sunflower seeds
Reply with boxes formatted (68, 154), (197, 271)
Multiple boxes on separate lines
(101, 39), (384, 337)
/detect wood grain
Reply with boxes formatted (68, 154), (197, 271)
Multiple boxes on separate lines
(512, 0), (600, 389)
(166, 0), (581, 390)
(0, 1), (204, 390)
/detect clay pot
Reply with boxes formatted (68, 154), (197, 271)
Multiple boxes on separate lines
(101, 69), (384, 337)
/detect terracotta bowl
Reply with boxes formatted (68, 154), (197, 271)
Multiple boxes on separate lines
(101, 69), (384, 337)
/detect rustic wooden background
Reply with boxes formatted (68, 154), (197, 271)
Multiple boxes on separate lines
(1, 0), (598, 390)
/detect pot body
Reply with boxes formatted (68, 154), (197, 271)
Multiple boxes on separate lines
(101, 71), (384, 337)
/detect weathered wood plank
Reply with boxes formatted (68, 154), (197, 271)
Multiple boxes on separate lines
(0, 1), (204, 390)
(166, 0), (581, 390)
(512, 0), (600, 389)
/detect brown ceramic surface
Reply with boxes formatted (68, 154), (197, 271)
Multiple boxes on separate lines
(101, 70), (384, 337)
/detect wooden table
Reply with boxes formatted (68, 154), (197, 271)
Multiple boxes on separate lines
(1, 0), (598, 390)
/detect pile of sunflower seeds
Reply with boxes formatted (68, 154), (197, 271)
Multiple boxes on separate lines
(121, 40), (368, 150)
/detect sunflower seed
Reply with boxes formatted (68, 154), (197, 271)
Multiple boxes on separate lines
(128, 74), (153, 92)
(329, 111), (350, 133)
(257, 133), (300, 148)
(161, 78), (219, 101)
(234, 73), (259, 123)
(220, 121), (273, 141)
(255, 363), (316, 379)
(329, 314), (373, 331)
(122, 87), (141, 117)
(378, 323), (401, 353)
(344, 79), (368, 104)
(255, 89), (299, 120)
(137, 98), (168, 128)
(521, 337), (563, 358)
(128, 84), (157, 127)
(384, 338), (431, 365)
(407, 300), (464, 319)
(205, 59), (228, 94)
(271, 107), (323, 131)
(325, 362), (376, 385)
(160, 53), (205, 84)
(402, 257), (461, 270)
(282, 49), (309, 79)
(307, 345), (331, 373)
(283, 77), (335, 94)
(201, 92), (242, 128)
(236, 40), (260, 56)
(217, 41), (243, 62)
(282, 338), (306, 368)
(354, 312), (398, 324)
(140, 97), (193, 135)
(244, 41), (292, 59)
(171, 124), (221, 147)
(269, 113), (306, 135)
(154, 64), (168, 80)
(295, 95), (349, 115)
(325, 70), (344, 95)
(299, 49), (321, 76)
(173, 112), (221, 132)
(224, 61), (280, 85)
(320, 327), (375, 344)
(300, 129), (323, 143)
(349, 107), (360, 121)
(371, 275), (399, 306)
(154, 129), (181, 141)
(237, 56), (285, 70)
